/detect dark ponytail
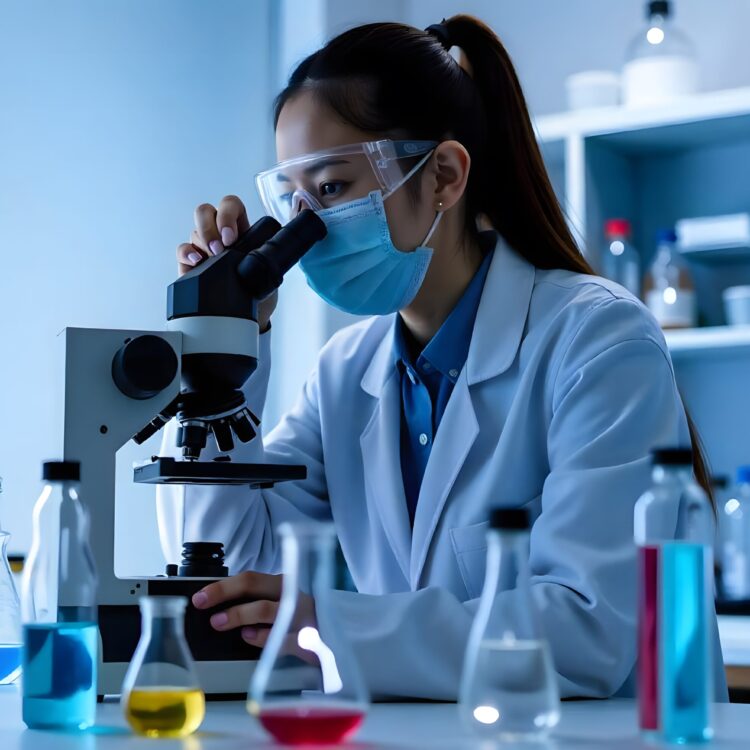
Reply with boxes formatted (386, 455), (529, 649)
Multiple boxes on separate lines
(272, 14), (713, 506)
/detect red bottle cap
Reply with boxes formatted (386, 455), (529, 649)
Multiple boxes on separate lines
(604, 219), (631, 237)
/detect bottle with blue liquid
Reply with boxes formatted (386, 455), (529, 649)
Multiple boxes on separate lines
(20, 461), (99, 730)
(635, 447), (713, 743)
(0, 475), (23, 684)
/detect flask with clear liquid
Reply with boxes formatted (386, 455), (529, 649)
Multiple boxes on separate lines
(121, 596), (205, 738)
(248, 522), (369, 746)
(459, 508), (560, 740)
(635, 447), (713, 743)
(20, 460), (98, 730)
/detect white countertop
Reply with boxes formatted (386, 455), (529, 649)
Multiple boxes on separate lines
(1, 686), (750, 749)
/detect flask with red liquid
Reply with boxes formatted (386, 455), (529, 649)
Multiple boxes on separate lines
(247, 522), (369, 745)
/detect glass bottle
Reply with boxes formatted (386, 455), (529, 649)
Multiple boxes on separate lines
(0, 476), (22, 685)
(602, 218), (641, 297)
(623, 0), (698, 107)
(635, 448), (713, 743)
(459, 508), (560, 741)
(248, 522), (369, 746)
(20, 460), (98, 730)
(643, 228), (697, 329)
(121, 596), (205, 738)
(721, 466), (750, 601)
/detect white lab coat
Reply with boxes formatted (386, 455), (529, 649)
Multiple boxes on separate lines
(157, 232), (727, 701)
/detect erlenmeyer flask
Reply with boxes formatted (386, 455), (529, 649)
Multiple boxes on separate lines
(248, 522), (369, 745)
(121, 596), (205, 738)
(0, 530), (22, 684)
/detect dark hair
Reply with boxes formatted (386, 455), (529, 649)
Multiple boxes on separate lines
(272, 14), (713, 506)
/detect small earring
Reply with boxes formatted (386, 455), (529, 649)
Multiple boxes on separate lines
(437, 201), (444, 210)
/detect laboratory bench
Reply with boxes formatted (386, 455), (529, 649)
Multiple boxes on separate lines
(2, 686), (750, 749)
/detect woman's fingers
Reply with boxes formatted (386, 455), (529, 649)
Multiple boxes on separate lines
(216, 194), (250, 247)
(193, 571), (282, 609)
(193, 202), (224, 256)
(210, 599), (279, 631)
(176, 242), (205, 274)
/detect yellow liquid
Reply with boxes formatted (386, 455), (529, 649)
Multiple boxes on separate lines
(125, 687), (206, 738)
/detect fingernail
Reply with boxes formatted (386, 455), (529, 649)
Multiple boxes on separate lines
(210, 612), (228, 628)
(221, 227), (236, 246)
(192, 591), (208, 608)
(242, 627), (258, 641)
(187, 252), (202, 265)
(209, 239), (224, 256)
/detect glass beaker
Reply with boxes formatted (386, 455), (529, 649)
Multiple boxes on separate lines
(121, 596), (205, 738)
(248, 522), (369, 746)
(0, 530), (22, 684)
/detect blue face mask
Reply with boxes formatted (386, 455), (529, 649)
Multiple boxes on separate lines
(297, 160), (443, 316)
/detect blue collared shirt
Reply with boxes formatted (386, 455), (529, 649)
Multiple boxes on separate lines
(394, 242), (494, 525)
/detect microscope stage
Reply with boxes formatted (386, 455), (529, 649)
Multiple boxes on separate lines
(134, 457), (306, 486)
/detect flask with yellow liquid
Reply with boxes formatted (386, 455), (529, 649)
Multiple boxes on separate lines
(121, 596), (205, 738)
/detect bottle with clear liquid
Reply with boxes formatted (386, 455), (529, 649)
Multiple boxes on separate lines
(635, 448), (713, 743)
(602, 218), (641, 297)
(623, 0), (698, 107)
(248, 522), (369, 746)
(721, 466), (750, 601)
(0, 477), (22, 684)
(20, 460), (98, 729)
(643, 228), (697, 329)
(459, 508), (560, 741)
(121, 596), (205, 738)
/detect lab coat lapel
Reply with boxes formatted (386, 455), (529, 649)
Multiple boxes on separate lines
(360, 320), (412, 582)
(410, 373), (478, 588)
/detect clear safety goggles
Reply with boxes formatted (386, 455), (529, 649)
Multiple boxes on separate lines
(255, 139), (439, 225)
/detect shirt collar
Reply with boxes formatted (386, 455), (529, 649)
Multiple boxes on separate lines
(393, 233), (495, 384)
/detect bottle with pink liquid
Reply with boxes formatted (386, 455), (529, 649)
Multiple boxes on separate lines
(247, 522), (369, 745)
(634, 447), (713, 744)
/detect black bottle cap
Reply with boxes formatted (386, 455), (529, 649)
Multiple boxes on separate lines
(648, 1), (670, 18)
(489, 507), (530, 531)
(651, 447), (692, 466)
(42, 461), (80, 481)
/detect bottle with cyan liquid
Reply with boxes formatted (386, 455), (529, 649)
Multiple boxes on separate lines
(459, 508), (560, 741)
(248, 522), (369, 745)
(0, 477), (22, 684)
(635, 448), (713, 743)
(121, 596), (205, 738)
(21, 460), (99, 730)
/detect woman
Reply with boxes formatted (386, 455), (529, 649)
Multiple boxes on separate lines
(158, 15), (726, 700)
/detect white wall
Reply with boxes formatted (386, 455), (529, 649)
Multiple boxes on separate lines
(0, 0), (276, 569)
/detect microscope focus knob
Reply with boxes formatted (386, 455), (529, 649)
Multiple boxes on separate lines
(112, 335), (178, 400)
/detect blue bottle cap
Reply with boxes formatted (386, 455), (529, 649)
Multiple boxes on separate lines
(737, 466), (750, 484)
(655, 228), (677, 244)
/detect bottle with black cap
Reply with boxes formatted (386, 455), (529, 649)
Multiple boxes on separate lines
(459, 507), (560, 740)
(634, 447), (713, 742)
(20, 460), (98, 730)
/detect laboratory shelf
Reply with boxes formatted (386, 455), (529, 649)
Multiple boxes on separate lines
(679, 242), (750, 263)
(664, 325), (750, 357)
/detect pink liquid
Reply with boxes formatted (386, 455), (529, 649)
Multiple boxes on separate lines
(258, 706), (365, 745)
(638, 545), (659, 731)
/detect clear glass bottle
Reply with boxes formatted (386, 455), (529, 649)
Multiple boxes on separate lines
(722, 466), (750, 601)
(248, 522), (369, 746)
(635, 448), (713, 743)
(602, 218), (641, 297)
(643, 228), (697, 329)
(20, 460), (98, 730)
(0, 476), (22, 685)
(121, 596), (205, 738)
(459, 508), (560, 741)
(623, 0), (698, 107)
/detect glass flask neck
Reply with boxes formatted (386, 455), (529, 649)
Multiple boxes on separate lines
(280, 523), (336, 598)
(487, 528), (530, 594)
(140, 597), (187, 637)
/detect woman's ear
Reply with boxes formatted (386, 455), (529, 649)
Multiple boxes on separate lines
(429, 140), (471, 211)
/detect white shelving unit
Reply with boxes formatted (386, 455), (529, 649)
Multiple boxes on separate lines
(534, 87), (750, 482)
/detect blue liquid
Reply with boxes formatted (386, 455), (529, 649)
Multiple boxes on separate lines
(660, 543), (712, 743)
(22, 622), (98, 729)
(0, 643), (22, 683)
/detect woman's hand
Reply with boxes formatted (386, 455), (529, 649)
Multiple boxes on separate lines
(192, 571), (316, 652)
(176, 195), (278, 332)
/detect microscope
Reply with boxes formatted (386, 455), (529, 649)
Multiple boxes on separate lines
(56, 210), (327, 697)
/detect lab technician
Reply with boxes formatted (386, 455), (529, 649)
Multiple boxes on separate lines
(158, 16), (726, 700)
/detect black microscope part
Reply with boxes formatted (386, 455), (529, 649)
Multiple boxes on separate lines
(178, 541), (229, 577)
(112, 335), (179, 400)
(230, 410), (257, 443)
(211, 420), (235, 453)
(133, 457), (307, 486)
